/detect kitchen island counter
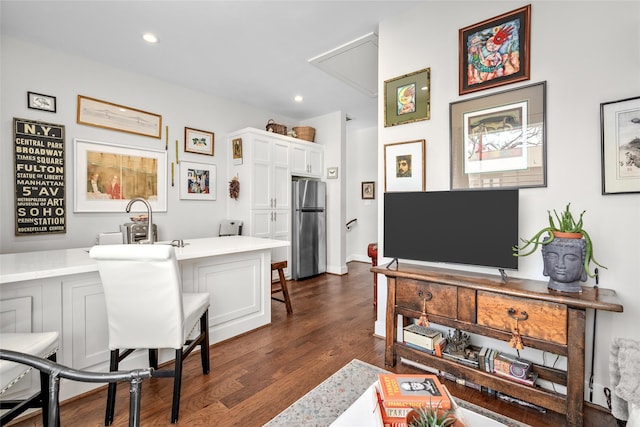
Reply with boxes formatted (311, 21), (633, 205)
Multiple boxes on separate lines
(0, 236), (288, 284)
(0, 236), (289, 401)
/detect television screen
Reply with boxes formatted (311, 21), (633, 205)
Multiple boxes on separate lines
(384, 189), (519, 270)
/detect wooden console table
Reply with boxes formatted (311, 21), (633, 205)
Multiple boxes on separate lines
(373, 263), (623, 427)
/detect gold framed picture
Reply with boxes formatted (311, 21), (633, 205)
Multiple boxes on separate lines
(384, 68), (430, 127)
(77, 95), (162, 138)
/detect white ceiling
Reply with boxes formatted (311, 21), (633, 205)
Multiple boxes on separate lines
(1, 1), (421, 130)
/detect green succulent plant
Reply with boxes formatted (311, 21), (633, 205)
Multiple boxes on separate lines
(512, 203), (606, 278)
(406, 402), (457, 427)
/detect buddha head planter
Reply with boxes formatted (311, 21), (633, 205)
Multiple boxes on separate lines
(541, 234), (588, 292)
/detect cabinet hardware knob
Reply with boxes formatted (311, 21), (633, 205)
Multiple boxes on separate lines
(417, 290), (433, 301)
(507, 308), (528, 321)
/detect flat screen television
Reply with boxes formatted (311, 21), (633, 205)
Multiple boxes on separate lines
(384, 189), (519, 270)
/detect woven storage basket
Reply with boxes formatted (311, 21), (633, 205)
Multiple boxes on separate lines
(266, 119), (287, 135)
(293, 126), (316, 142)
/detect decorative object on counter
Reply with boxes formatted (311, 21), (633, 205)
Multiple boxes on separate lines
(450, 81), (546, 190)
(184, 127), (214, 156)
(361, 181), (375, 199)
(292, 126), (315, 142)
(265, 119), (286, 135)
(74, 138), (168, 212)
(384, 67), (431, 127)
(27, 91), (56, 112)
(327, 166), (338, 179)
(232, 137), (243, 165)
(77, 95), (162, 138)
(228, 176), (240, 199)
(459, 4), (531, 95)
(384, 139), (426, 192)
(600, 95), (640, 195)
(13, 118), (66, 235)
(512, 203), (606, 292)
(179, 161), (216, 200)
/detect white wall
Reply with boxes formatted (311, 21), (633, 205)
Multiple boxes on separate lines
(375, 1), (640, 409)
(346, 125), (378, 263)
(0, 37), (297, 253)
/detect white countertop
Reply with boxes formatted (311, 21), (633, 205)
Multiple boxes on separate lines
(0, 236), (289, 284)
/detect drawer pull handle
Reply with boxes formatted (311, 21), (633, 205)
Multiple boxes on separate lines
(507, 308), (527, 351)
(507, 308), (528, 321)
(417, 290), (433, 301)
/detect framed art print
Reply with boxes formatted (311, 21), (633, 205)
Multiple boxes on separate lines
(601, 96), (640, 194)
(232, 137), (243, 165)
(74, 138), (167, 212)
(384, 68), (430, 127)
(27, 92), (56, 112)
(384, 140), (426, 192)
(459, 4), (531, 95)
(185, 127), (214, 156)
(361, 181), (375, 199)
(180, 161), (217, 200)
(77, 95), (162, 138)
(450, 81), (546, 190)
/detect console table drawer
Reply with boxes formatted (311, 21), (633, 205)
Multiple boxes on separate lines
(396, 278), (457, 319)
(477, 291), (567, 344)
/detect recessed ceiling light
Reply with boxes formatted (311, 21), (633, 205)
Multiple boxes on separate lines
(142, 33), (158, 44)
(294, 95), (304, 103)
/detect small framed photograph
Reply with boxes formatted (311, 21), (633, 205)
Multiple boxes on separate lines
(450, 81), (546, 190)
(384, 140), (426, 192)
(459, 4), (531, 95)
(601, 96), (640, 195)
(185, 127), (214, 156)
(232, 137), (243, 165)
(179, 161), (217, 200)
(384, 68), (430, 127)
(327, 166), (339, 179)
(361, 181), (375, 199)
(27, 92), (56, 112)
(77, 95), (162, 138)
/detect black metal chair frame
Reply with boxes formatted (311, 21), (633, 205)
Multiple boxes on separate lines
(0, 349), (153, 427)
(105, 309), (210, 425)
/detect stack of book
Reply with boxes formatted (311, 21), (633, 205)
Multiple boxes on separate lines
(402, 324), (446, 356)
(441, 344), (481, 368)
(377, 373), (451, 426)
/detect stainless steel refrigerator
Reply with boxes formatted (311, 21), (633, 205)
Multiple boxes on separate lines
(292, 179), (326, 280)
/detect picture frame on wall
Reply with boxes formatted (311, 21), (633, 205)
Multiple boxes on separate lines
(74, 138), (167, 212)
(384, 68), (430, 127)
(232, 137), (243, 165)
(459, 4), (531, 95)
(450, 81), (546, 190)
(361, 181), (375, 200)
(384, 140), (426, 192)
(77, 95), (162, 139)
(185, 127), (215, 156)
(179, 161), (217, 200)
(27, 91), (57, 112)
(600, 95), (640, 195)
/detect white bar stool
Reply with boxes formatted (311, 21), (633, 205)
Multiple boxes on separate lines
(0, 332), (59, 425)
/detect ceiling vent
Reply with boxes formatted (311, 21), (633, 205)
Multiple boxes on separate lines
(309, 32), (378, 98)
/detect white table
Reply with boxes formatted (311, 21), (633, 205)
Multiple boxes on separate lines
(330, 382), (507, 427)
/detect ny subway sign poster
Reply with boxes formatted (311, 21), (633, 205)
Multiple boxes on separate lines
(14, 118), (66, 235)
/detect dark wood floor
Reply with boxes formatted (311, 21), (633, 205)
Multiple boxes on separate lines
(11, 261), (616, 426)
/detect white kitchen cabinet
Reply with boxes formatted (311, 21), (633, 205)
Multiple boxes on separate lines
(228, 128), (299, 276)
(291, 140), (324, 178)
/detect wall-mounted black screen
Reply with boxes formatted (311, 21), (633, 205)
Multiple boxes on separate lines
(384, 189), (519, 270)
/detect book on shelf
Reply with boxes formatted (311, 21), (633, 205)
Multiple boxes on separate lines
(403, 324), (443, 351)
(493, 369), (538, 387)
(403, 341), (436, 355)
(378, 373), (451, 411)
(441, 345), (481, 369)
(434, 336), (447, 357)
(478, 346), (488, 371)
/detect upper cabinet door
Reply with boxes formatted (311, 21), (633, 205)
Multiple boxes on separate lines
(290, 141), (324, 178)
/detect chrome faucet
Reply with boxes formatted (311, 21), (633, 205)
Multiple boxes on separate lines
(126, 197), (154, 244)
